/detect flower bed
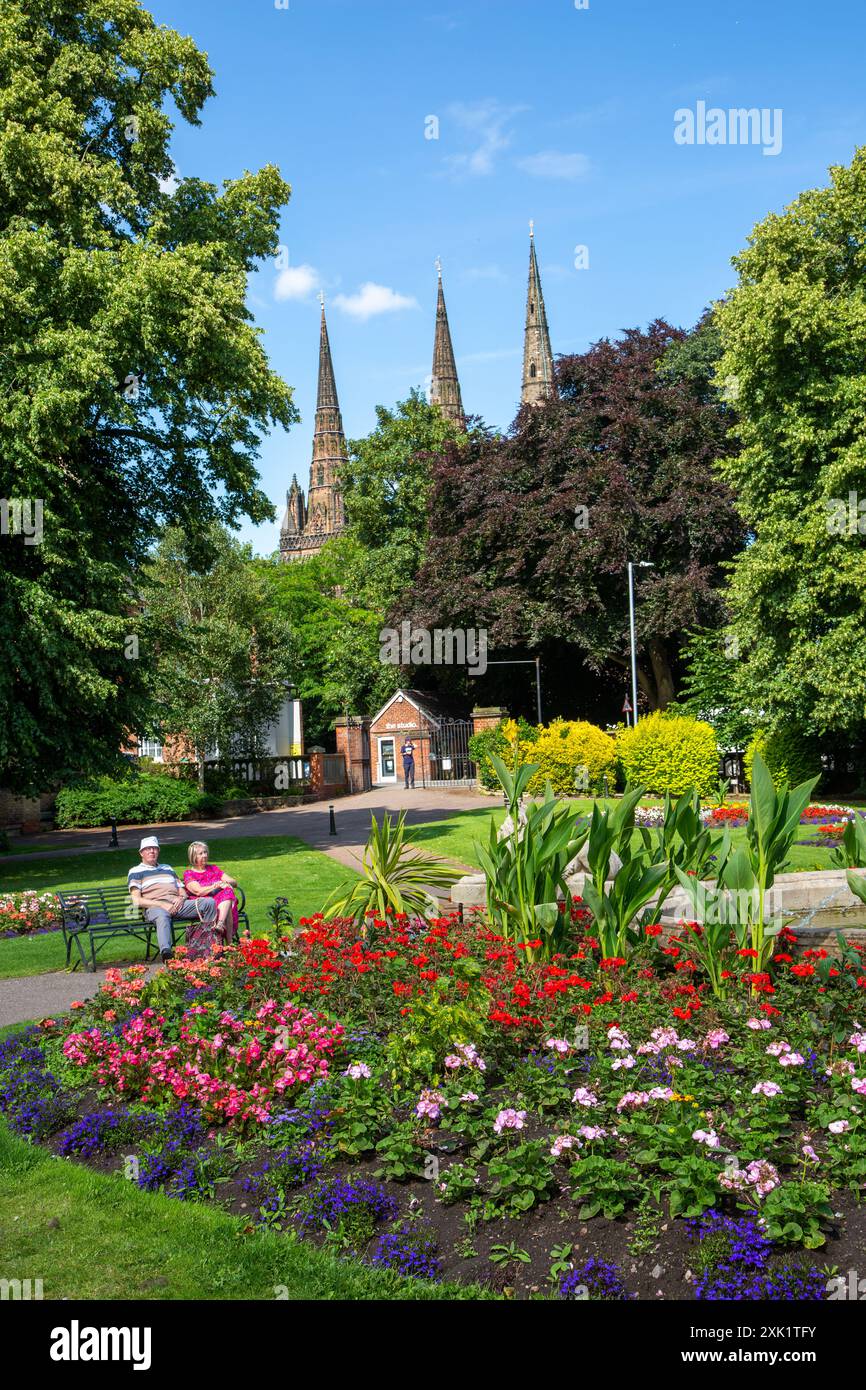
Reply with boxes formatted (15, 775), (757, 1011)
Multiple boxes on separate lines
(0, 890), (62, 938)
(4, 912), (866, 1299)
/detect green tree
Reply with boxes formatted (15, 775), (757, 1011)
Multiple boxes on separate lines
(143, 528), (294, 785)
(0, 0), (296, 793)
(715, 148), (866, 741)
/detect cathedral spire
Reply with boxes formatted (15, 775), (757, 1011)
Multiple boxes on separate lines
(280, 302), (346, 561)
(430, 261), (466, 429)
(521, 222), (555, 406)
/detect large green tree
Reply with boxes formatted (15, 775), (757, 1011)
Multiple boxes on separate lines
(143, 528), (293, 784)
(715, 147), (866, 742)
(261, 392), (470, 741)
(0, 0), (296, 793)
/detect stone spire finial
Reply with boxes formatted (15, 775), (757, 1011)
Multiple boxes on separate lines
(430, 264), (466, 430)
(521, 225), (555, 407)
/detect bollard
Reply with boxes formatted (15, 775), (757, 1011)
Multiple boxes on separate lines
(108, 817), (119, 848)
(329, 804), (337, 836)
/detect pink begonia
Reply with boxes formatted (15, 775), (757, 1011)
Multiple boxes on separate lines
(692, 1128), (720, 1148)
(455, 1042), (486, 1072)
(459, 1091), (479, 1103)
(751, 1080), (783, 1097)
(572, 1086), (599, 1107)
(611, 1056), (635, 1070)
(636, 1041), (660, 1055)
(802, 1142), (820, 1164)
(665, 1054), (685, 1069)
(852, 1077), (866, 1096)
(651, 1026), (679, 1047)
(444, 1055), (462, 1070)
(703, 1029), (729, 1050)
(848, 1031), (866, 1053)
(747, 1017), (772, 1030)
(345, 1062), (371, 1080)
(550, 1134), (581, 1158)
(778, 1052), (806, 1067)
(545, 1038), (571, 1054)
(416, 1089), (446, 1121)
(766, 1040), (791, 1056)
(616, 1091), (651, 1112)
(494, 1107), (526, 1134)
(828, 1119), (850, 1134)
(578, 1125), (608, 1141)
(675, 1039), (697, 1052)
(607, 1026), (631, 1051)
(649, 1086), (675, 1101)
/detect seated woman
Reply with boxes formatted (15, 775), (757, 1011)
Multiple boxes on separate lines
(183, 841), (240, 946)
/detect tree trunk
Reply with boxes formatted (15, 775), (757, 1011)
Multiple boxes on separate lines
(196, 748), (205, 792)
(648, 638), (676, 710)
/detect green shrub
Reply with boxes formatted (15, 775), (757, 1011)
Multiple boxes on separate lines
(615, 711), (719, 797)
(525, 720), (617, 796)
(744, 725), (822, 792)
(468, 718), (539, 791)
(55, 776), (222, 829)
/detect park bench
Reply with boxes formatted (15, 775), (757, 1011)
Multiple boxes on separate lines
(56, 884), (250, 972)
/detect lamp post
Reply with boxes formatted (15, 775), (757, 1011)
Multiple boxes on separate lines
(627, 561), (655, 727)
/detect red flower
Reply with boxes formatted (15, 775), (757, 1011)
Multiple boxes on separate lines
(737, 949), (759, 959)
(790, 963), (815, 978)
(644, 924), (663, 937)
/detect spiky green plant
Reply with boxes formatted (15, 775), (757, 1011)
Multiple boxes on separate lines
(322, 811), (462, 922)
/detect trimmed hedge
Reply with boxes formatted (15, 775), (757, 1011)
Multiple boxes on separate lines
(525, 720), (617, 796)
(616, 711), (719, 797)
(745, 726), (822, 791)
(55, 776), (222, 829)
(468, 718), (539, 792)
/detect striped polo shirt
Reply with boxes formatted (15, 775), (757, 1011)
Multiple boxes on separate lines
(127, 862), (182, 905)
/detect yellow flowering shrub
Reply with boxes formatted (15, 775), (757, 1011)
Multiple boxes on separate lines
(615, 710), (718, 797)
(525, 720), (617, 797)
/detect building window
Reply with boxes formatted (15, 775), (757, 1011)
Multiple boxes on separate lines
(137, 738), (163, 762)
(530, 362), (537, 378)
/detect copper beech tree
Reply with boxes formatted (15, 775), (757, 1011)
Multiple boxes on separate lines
(402, 320), (744, 718)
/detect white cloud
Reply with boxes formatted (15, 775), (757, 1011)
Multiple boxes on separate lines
(274, 264), (319, 301)
(444, 100), (527, 177)
(333, 282), (418, 320)
(158, 165), (180, 195)
(516, 150), (590, 180)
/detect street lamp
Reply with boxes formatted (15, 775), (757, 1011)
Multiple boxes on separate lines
(627, 561), (655, 727)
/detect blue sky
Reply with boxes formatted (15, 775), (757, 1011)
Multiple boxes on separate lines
(149, 0), (866, 555)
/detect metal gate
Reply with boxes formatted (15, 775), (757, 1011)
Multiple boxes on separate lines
(420, 719), (476, 789)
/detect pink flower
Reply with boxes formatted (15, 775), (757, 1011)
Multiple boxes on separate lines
(607, 1026), (631, 1051)
(416, 1088), (446, 1121)
(459, 1091), (479, 1103)
(443, 1054), (462, 1070)
(545, 1037), (570, 1054)
(611, 1056), (635, 1070)
(494, 1107), (526, 1134)
(801, 1142), (820, 1164)
(345, 1062), (371, 1080)
(828, 1119), (850, 1134)
(651, 1026), (679, 1047)
(778, 1052), (806, 1067)
(692, 1128), (720, 1148)
(577, 1125), (607, 1141)
(751, 1080), (783, 1097)
(675, 1039), (696, 1052)
(703, 1029), (729, 1050)
(766, 1040), (791, 1056)
(616, 1091), (651, 1112)
(852, 1077), (866, 1096)
(572, 1086), (599, 1107)
(747, 1017), (771, 1030)
(849, 1031), (866, 1053)
(550, 1134), (581, 1158)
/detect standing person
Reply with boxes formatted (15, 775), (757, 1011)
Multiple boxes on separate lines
(183, 841), (239, 944)
(127, 836), (217, 964)
(401, 737), (416, 789)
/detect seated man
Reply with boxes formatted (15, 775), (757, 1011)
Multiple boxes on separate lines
(127, 835), (217, 964)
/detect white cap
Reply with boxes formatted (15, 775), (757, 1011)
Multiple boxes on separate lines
(139, 836), (160, 851)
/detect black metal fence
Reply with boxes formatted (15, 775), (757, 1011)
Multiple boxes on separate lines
(420, 719), (476, 789)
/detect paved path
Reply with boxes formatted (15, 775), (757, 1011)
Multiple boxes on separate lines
(0, 785), (493, 873)
(0, 786), (495, 1029)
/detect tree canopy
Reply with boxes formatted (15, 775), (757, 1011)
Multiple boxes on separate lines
(0, 0), (295, 792)
(403, 320), (743, 718)
(715, 146), (866, 741)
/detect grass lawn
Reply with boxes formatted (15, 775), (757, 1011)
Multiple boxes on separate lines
(0, 837), (356, 980)
(409, 800), (843, 874)
(0, 1121), (483, 1301)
